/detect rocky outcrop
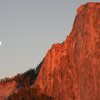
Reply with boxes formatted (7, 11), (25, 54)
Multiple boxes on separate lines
(34, 3), (100, 100)
(0, 81), (16, 100)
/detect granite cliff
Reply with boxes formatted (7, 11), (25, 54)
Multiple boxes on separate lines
(0, 2), (100, 100)
(34, 2), (100, 100)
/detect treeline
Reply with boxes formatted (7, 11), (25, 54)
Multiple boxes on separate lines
(8, 87), (54, 100)
(0, 77), (13, 83)
(0, 69), (36, 87)
(0, 60), (43, 85)
(15, 60), (43, 88)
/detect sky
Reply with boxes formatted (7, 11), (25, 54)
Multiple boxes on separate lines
(0, 0), (99, 79)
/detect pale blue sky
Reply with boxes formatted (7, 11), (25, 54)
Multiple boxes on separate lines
(0, 0), (99, 79)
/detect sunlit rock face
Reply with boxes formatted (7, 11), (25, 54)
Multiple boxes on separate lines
(34, 3), (100, 100)
(0, 2), (99, 100)
(0, 81), (16, 100)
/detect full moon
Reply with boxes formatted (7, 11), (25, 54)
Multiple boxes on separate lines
(0, 41), (2, 46)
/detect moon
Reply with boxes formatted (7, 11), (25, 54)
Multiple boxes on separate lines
(0, 41), (2, 46)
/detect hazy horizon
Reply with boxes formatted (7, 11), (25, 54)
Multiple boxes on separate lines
(0, 0), (99, 79)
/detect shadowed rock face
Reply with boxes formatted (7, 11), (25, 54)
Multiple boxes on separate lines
(34, 3), (100, 100)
